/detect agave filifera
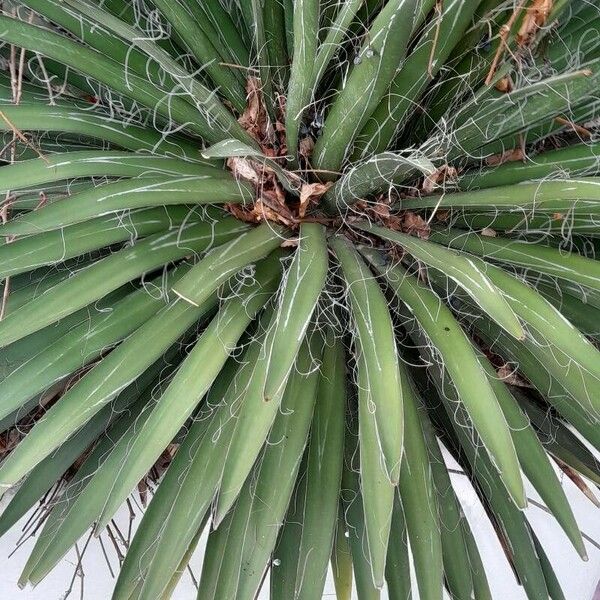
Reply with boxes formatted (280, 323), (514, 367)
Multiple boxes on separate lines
(0, 0), (599, 598)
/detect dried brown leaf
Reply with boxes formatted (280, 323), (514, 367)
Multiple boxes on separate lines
(517, 0), (553, 47)
(486, 148), (525, 166)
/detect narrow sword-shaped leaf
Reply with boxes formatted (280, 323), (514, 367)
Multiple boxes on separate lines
(173, 222), (287, 307)
(0, 175), (252, 236)
(408, 178), (600, 212)
(19, 368), (178, 586)
(312, 0), (419, 177)
(423, 379), (551, 600)
(0, 268), (185, 420)
(196, 336), (320, 600)
(0, 150), (222, 194)
(397, 374), (444, 600)
(461, 516), (493, 600)
(271, 330), (345, 600)
(0, 104), (202, 159)
(329, 235), (403, 485)
(431, 228), (600, 294)
(94, 253), (284, 533)
(356, 222), (525, 340)
(0, 352), (172, 537)
(331, 512), (354, 600)
(362, 248), (525, 506)
(0, 217), (247, 348)
(285, 0), (319, 165)
(323, 152), (436, 213)
(113, 315), (275, 600)
(311, 0), (364, 96)
(458, 142), (600, 189)
(212, 321), (315, 524)
(0, 14), (245, 145)
(146, 0), (246, 111)
(0, 291), (217, 489)
(441, 269), (600, 422)
(0, 206), (200, 279)
(201, 139), (302, 195)
(532, 532), (568, 600)
(384, 491), (411, 600)
(354, 0), (482, 159)
(339, 407), (382, 599)
(479, 360), (587, 558)
(419, 411), (476, 600)
(57, 0), (253, 133)
(262, 223), (328, 401)
(516, 389), (600, 487)
(471, 318), (600, 452)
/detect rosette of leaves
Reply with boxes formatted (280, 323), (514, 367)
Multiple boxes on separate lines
(0, 1), (599, 599)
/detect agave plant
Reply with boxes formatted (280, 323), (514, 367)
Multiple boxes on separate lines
(0, 0), (599, 598)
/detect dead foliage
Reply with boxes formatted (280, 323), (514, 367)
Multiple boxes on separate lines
(517, 0), (553, 47)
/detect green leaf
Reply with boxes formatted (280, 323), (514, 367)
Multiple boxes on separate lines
(19, 367), (175, 586)
(271, 330), (345, 600)
(436, 260), (600, 422)
(312, 0), (419, 177)
(384, 491), (411, 600)
(0, 217), (247, 348)
(516, 389), (600, 488)
(339, 408), (382, 599)
(93, 252), (284, 533)
(173, 222), (287, 307)
(0, 104), (201, 158)
(0, 206), (199, 279)
(458, 142), (600, 189)
(447, 68), (600, 160)
(0, 150), (219, 196)
(356, 222), (526, 340)
(323, 151), (436, 213)
(212, 319), (315, 524)
(432, 228), (600, 295)
(354, 0), (482, 159)
(0, 13), (245, 144)
(472, 318), (600, 452)
(0, 269), (183, 420)
(285, 0), (320, 165)
(146, 0), (246, 111)
(0, 176), (252, 236)
(0, 351), (172, 538)
(0, 291), (217, 489)
(478, 358), (586, 558)
(365, 249), (525, 506)
(419, 412), (476, 600)
(202, 139), (302, 194)
(263, 223), (328, 401)
(331, 512), (354, 600)
(397, 375), (444, 600)
(424, 377), (551, 600)
(410, 178), (600, 213)
(113, 314), (274, 600)
(196, 334), (320, 600)
(329, 235), (403, 485)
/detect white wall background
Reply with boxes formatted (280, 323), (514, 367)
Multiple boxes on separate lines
(1, 459), (599, 599)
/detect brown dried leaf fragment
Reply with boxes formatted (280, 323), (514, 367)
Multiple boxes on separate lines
(486, 148), (525, 166)
(481, 227), (497, 237)
(299, 136), (315, 160)
(422, 165), (458, 193)
(298, 182), (332, 218)
(495, 77), (513, 93)
(553, 457), (600, 507)
(497, 363), (531, 387)
(517, 0), (553, 47)
(402, 212), (430, 239)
